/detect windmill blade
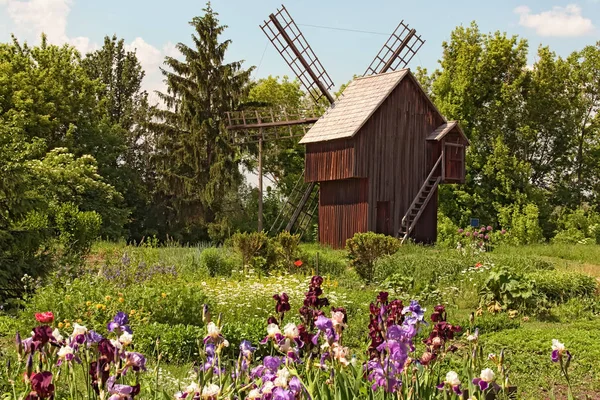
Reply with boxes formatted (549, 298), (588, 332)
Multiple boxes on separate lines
(363, 20), (425, 77)
(261, 5), (335, 105)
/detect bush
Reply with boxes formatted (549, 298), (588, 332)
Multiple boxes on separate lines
(498, 203), (544, 245)
(527, 270), (597, 304)
(273, 231), (302, 272)
(200, 247), (239, 277)
(479, 267), (544, 313)
(230, 231), (278, 273)
(346, 232), (400, 283)
(552, 205), (600, 244)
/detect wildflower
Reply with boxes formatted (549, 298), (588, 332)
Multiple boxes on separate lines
(105, 296), (112, 301)
(161, 293), (167, 298)
(294, 259), (303, 267)
(58, 322), (64, 329)
(501, 229), (507, 234)
(475, 262), (483, 269)
(35, 312), (54, 324)
(29, 372), (55, 399)
(487, 226), (493, 231)
(201, 384), (220, 399)
(283, 323), (299, 339)
(458, 228), (464, 233)
(314, 316), (337, 344)
(472, 368), (495, 391)
(437, 370), (462, 395)
(118, 297), (125, 303)
(96, 304), (103, 310)
(86, 301), (92, 306)
(551, 339), (571, 363)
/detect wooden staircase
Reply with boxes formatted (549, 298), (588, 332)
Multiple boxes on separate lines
(399, 155), (443, 244)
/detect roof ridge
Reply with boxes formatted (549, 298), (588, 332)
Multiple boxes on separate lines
(354, 68), (410, 81)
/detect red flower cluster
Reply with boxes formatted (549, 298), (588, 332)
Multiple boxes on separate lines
(34, 312), (54, 324)
(421, 305), (461, 364)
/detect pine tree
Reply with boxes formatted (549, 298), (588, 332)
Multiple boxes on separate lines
(152, 2), (254, 241)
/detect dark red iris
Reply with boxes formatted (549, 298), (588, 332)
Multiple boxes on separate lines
(273, 293), (291, 314)
(32, 326), (53, 347)
(28, 371), (54, 399)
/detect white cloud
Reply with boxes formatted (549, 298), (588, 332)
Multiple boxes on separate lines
(0, 0), (175, 104)
(514, 4), (596, 37)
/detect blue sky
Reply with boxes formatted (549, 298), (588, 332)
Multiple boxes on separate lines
(1, 0), (599, 97)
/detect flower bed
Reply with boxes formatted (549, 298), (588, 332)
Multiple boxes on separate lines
(5, 276), (576, 399)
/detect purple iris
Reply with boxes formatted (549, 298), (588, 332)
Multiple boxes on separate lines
(402, 300), (425, 325)
(123, 352), (147, 374)
(289, 377), (302, 395)
(551, 349), (572, 363)
(239, 340), (256, 357)
(436, 383), (462, 396)
(313, 315), (337, 345)
(264, 356), (282, 371)
(86, 331), (103, 345)
(107, 312), (132, 334)
(272, 387), (294, 400)
(472, 378), (489, 391)
(107, 376), (140, 399)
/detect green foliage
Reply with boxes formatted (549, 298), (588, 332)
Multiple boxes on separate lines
(346, 232), (401, 283)
(230, 231), (272, 269)
(134, 322), (203, 363)
(552, 205), (600, 244)
(479, 267), (542, 312)
(527, 270), (597, 304)
(272, 231), (302, 271)
(151, 5), (254, 242)
(298, 244), (347, 276)
(468, 312), (521, 334)
(199, 247), (239, 277)
(498, 203), (544, 245)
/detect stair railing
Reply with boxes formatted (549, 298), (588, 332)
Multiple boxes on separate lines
(401, 153), (443, 228)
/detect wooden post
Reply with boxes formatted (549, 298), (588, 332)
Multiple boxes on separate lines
(258, 129), (264, 232)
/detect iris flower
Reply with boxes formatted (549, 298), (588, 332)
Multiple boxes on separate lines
(107, 376), (140, 399)
(27, 371), (55, 399)
(107, 312), (132, 334)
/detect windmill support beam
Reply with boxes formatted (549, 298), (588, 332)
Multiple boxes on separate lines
(227, 117), (319, 131)
(285, 181), (316, 232)
(380, 29), (416, 73)
(268, 14), (335, 105)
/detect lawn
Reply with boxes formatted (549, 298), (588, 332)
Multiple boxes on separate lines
(1, 239), (599, 399)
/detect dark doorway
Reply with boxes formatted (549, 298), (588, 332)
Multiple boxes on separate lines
(376, 201), (392, 236)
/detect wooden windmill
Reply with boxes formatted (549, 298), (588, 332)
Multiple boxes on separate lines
(226, 5), (427, 238)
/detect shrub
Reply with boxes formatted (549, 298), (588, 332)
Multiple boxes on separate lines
(200, 247), (239, 277)
(346, 232), (400, 283)
(479, 267), (545, 313)
(527, 270), (597, 304)
(498, 203), (544, 245)
(552, 205), (600, 244)
(273, 231), (302, 272)
(230, 231), (278, 273)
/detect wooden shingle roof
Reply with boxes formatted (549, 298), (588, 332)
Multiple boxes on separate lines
(299, 70), (409, 144)
(426, 121), (470, 144)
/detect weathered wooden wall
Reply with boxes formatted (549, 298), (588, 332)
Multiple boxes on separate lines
(319, 178), (368, 249)
(305, 139), (356, 182)
(354, 75), (445, 242)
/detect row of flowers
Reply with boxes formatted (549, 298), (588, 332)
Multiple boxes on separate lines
(9, 276), (574, 399)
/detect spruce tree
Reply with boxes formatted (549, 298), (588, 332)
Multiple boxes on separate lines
(152, 2), (254, 241)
